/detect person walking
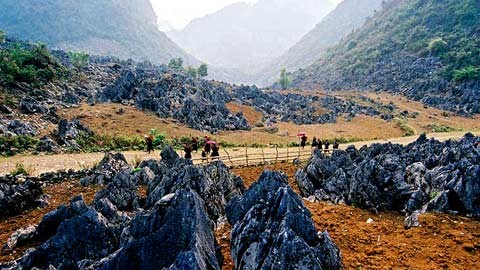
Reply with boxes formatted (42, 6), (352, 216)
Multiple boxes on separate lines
(324, 140), (330, 153)
(184, 144), (193, 159)
(145, 135), (154, 154)
(300, 135), (308, 149)
(333, 141), (339, 150)
(192, 137), (199, 152)
(312, 137), (318, 148)
(211, 143), (220, 160)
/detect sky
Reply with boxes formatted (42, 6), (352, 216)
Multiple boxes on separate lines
(151, 0), (344, 30)
(151, 0), (258, 30)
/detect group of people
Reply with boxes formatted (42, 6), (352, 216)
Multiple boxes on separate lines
(144, 135), (220, 161)
(300, 134), (339, 151)
(183, 136), (220, 161)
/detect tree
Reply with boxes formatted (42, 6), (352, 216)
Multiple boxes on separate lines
(168, 58), (184, 71)
(428, 37), (448, 56)
(0, 30), (4, 43)
(279, 68), (290, 90)
(186, 66), (197, 77)
(68, 51), (89, 69)
(197, 63), (208, 77)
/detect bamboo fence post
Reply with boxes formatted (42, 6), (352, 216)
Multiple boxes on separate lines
(286, 147), (289, 163)
(261, 147), (266, 164)
(275, 146), (279, 163)
(224, 149), (233, 166)
(245, 146), (249, 166)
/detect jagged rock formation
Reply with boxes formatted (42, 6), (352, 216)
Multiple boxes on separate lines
(146, 147), (245, 221)
(1, 148), (248, 269)
(100, 63), (250, 132)
(0, 120), (38, 137)
(233, 86), (395, 125)
(80, 152), (131, 186)
(296, 134), (480, 225)
(0, 180), (43, 219)
(90, 189), (221, 270)
(226, 170), (342, 269)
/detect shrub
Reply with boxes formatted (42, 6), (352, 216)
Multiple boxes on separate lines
(0, 136), (38, 156)
(149, 129), (167, 148)
(10, 162), (35, 176)
(0, 43), (66, 86)
(428, 37), (448, 56)
(68, 51), (89, 69)
(453, 66), (480, 82)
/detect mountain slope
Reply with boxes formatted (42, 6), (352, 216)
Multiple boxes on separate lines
(168, 0), (335, 70)
(0, 0), (197, 65)
(289, 0), (480, 115)
(255, 0), (384, 86)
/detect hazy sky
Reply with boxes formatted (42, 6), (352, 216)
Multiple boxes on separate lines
(151, 0), (343, 30)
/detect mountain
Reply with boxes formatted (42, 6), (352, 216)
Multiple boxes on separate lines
(288, 0), (480, 115)
(168, 0), (336, 70)
(254, 0), (384, 86)
(0, 0), (197, 65)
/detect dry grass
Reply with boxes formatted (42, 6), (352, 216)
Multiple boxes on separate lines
(225, 102), (263, 124)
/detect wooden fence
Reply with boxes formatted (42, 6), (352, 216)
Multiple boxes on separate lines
(189, 147), (335, 167)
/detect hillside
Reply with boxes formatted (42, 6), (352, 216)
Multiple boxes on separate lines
(255, 0), (384, 86)
(168, 0), (335, 70)
(0, 0), (197, 65)
(289, 0), (480, 115)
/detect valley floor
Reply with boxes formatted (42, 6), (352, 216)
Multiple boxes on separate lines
(1, 130), (479, 176)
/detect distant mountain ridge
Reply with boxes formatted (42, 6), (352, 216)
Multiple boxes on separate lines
(288, 0), (480, 115)
(253, 0), (384, 86)
(0, 0), (198, 65)
(168, 0), (336, 70)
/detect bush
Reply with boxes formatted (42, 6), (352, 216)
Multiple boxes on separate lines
(0, 136), (38, 156)
(68, 51), (89, 69)
(10, 162), (35, 176)
(428, 37), (448, 55)
(149, 129), (167, 148)
(453, 66), (480, 82)
(0, 43), (66, 86)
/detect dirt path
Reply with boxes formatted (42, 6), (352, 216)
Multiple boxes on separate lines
(1, 131), (478, 176)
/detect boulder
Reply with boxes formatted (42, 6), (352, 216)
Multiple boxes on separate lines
(0, 180), (43, 219)
(296, 134), (480, 220)
(80, 152), (131, 186)
(89, 189), (221, 270)
(226, 170), (342, 270)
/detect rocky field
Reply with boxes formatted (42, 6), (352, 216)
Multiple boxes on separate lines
(1, 138), (479, 269)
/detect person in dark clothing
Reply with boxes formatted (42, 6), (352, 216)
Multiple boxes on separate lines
(145, 135), (154, 154)
(204, 142), (211, 154)
(211, 143), (220, 159)
(204, 136), (211, 154)
(184, 144), (193, 159)
(312, 137), (318, 148)
(300, 135), (308, 149)
(318, 139), (323, 150)
(324, 141), (330, 153)
(192, 137), (199, 152)
(333, 141), (339, 150)
(201, 150), (207, 162)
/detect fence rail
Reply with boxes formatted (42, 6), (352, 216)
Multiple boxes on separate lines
(189, 147), (337, 167)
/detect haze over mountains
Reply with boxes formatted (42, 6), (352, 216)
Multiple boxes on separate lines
(252, 0), (384, 85)
(0, 0), (198, 65)
(167, 0), (336, 70)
